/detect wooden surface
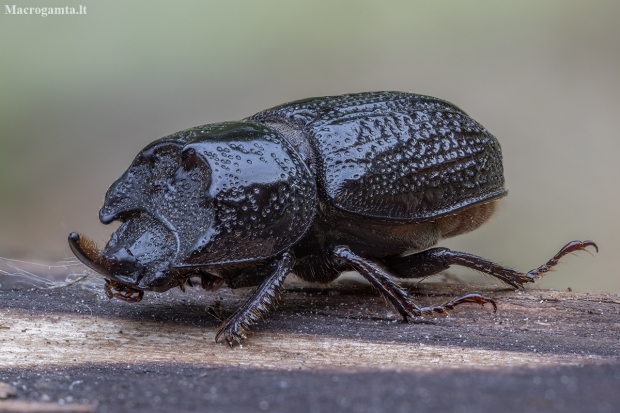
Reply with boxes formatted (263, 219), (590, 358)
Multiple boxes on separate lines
(0, 275), (619, 412)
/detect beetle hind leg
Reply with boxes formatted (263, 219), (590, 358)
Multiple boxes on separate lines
(384, 240), (598, 289)
(215, 252), (294, 347)
(331, 246), (496, 320)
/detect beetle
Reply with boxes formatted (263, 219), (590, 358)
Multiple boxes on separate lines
(68, 91), (597, 346)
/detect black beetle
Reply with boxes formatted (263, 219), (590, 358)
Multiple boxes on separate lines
(68, 92), (597, 346)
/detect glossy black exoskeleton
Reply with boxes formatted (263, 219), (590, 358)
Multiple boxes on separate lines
(68, 92), (597, 346)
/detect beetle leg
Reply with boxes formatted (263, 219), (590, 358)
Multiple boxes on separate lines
(104, 279), (144, 302)
(215, 252), (294, 347)
(199, 272), (226, 292)
(413, 293), (496, 316)
(384, 240), (598, 289)
(112, 289), (144, 303)
(104, 280), (114, 299)
(331, 246), (495, 319)
(332, 246), (416, 319)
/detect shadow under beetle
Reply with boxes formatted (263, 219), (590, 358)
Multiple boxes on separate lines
(68, 92), (597, 346)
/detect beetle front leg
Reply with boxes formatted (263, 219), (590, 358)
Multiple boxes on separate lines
(104, 279), (144, 302)
(215, 252), (294, 347)
(384, 240), (598, 288)
(332, 246), (496, 320)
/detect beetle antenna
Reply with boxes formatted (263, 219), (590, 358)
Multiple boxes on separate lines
(75, 233), (104, 265)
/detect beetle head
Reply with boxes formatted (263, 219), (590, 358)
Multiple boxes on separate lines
(69, 130), (215, 294)
(69, 121), (316, 297)
(68, 213), (180, 293)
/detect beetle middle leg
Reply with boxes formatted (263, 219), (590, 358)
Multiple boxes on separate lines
(383, 240), (598, 289)
(331, 245), (496, 320)
(215, 252), (294, 347)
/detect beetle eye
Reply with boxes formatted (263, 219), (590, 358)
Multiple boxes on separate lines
(114, 209), (141, 224)
(181, 148), (198, 169)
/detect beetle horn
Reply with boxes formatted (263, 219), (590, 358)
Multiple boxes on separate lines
(68, 232), (112, 277)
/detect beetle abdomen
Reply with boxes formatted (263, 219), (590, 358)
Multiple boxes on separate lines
(252, 92), (506, 221)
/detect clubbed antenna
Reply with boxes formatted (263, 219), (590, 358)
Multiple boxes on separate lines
(68, 232), (111, 277)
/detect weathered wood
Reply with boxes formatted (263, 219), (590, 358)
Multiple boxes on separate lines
(0, 400), (94, 413)
(0, 277), (619, 412)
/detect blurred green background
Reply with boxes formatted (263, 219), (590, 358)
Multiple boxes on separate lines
(1, 1), (618, 292)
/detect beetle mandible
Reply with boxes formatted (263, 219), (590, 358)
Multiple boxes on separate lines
(68, 92), (597, 346)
